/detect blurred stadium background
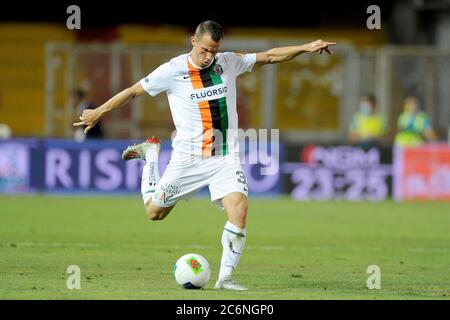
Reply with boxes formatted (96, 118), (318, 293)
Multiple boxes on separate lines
(1, 0), (450, 299)
(1, 0), (449, 200)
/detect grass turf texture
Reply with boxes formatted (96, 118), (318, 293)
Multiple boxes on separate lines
(0, 195), (449, 300)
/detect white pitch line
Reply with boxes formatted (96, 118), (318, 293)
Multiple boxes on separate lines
(5, 242), (450, 253)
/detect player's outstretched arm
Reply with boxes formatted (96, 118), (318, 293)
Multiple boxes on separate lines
(254, 39), (336, 67)
(73, 81), (146, 133)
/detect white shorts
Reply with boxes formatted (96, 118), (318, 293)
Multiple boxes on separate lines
(151, 151), (249, 208)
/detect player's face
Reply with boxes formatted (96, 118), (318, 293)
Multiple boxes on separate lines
(359, 97), (374, 114)
(404, 97), (418, 113)
(191, 34), (222, 68)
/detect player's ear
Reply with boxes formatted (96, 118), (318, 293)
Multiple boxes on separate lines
(191, 36), (197, 47)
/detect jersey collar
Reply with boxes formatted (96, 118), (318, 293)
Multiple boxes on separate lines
(188, 55), (216, 70)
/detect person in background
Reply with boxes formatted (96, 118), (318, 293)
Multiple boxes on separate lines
(73, 87), (104, 141)
(348, 94), (385, 149)
(394, 96), (438, 147)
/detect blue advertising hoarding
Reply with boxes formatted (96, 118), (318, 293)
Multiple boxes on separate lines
(0, 139), (40, 194)
(0, 138), (284, 197)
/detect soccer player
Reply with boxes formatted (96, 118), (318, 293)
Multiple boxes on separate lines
(73, 20), (335, 290)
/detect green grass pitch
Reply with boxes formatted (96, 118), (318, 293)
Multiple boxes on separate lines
(0, 195), (449, 299)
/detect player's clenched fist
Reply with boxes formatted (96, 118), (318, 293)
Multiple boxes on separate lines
(73, 108), (100, 134)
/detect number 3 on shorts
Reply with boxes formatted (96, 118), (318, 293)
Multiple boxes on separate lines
(236, 170), (247, 185)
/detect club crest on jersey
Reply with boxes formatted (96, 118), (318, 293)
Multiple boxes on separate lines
(213, 64), (223, 76)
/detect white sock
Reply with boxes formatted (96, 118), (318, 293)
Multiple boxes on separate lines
(141, 148), (160, 204)
(218, 221), (247, 281)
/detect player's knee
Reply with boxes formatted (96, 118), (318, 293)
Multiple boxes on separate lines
(144, 202), (165, 221)
(148, 211), (163, 221)
(147, 208), (167, 221)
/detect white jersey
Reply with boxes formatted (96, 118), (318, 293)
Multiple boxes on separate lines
(140, 52), (256, 157)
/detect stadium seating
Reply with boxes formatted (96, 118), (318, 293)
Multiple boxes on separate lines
(0, 23), (74, 137)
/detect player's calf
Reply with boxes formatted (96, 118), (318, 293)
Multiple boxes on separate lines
(222, 192), (248, 228)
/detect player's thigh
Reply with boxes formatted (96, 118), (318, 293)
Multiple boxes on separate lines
(150, 151), (210, 209)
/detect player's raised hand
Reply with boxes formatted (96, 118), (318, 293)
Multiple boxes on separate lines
(305, 39), (336, 55)
(73, 108), (100, 134)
